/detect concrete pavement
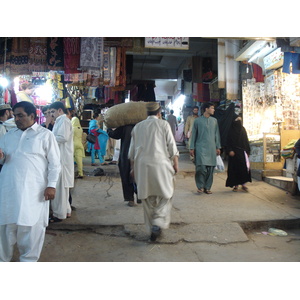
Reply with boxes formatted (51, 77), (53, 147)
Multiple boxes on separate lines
(48, 146), (300, 245)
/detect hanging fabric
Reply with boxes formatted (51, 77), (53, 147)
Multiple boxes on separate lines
(47, 37), (64, 70)
(10, 37), (30, 76)
(109, 47), (116, 87)
(63, 37), (81, 74)
(28, 37), (48, 72)
(80, 37), (104, 70)
(103, 46), (110, 85)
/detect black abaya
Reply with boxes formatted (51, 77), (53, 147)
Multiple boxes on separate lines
(225, 119), (252, 187)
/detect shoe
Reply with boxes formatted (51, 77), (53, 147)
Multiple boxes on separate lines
(150, 225), (161, 241)
(128, 201), (136, 207)
(49, 217), (62, 223)
(137, 199), (142, 204)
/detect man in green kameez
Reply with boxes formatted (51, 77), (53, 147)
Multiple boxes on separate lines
(189, 102), (221, 194)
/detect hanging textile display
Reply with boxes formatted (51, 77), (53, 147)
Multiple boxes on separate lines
(80, 37), (104, 71)
(115, 47), (126, 89)
(28, 37), (48, 72)
(109, 47), (116, 87)
(103, 46), (110, 85)
(47, 37), (64, 70)
(0, 38), (12, 73)
(10, 37), (30, 75)
(63, 37), (81, 74)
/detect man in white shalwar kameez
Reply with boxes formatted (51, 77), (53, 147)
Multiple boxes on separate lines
(0, 101), (61, 262)
(128, 102), (179, 241)
(49, 101), (74, 222)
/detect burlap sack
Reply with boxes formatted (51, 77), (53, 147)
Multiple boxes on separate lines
(104, 101), (148, 128)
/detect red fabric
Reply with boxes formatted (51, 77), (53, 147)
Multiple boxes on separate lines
(193, 83), (210, 102)
(252, 63), (264, 83)
(91, 129), (100, 149)
(4, 89), (9, 103)
(63, 37), (81, 74)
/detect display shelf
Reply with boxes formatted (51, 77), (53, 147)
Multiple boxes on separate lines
(249, 133), (283, 170)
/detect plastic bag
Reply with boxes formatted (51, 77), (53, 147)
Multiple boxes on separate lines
(268, 228), (288, 236)
(215, 155), (225, 173)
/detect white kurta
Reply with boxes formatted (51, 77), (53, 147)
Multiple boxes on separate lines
(51, 114), (74, 219)
(0, 123), (6, 138)
(52, 114), (74, 188)
(128, 116), (179, 200)
(0, 123), (61, 227)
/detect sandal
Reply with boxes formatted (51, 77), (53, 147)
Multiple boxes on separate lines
(242, 186), (249, 192)
(233, 187), (238, 192)
(197, 188), (204, 193)
(204, 189), (212, 194)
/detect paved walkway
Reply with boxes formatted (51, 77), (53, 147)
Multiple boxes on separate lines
(49, 146), (300, 244)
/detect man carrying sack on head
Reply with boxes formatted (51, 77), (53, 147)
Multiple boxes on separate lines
(128, 102), (179, 242)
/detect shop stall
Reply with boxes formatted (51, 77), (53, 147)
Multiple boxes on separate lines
(242, 48), (300, 177)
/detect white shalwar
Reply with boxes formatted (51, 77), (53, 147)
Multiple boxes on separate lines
(0, 123), (61, 261)
(128, 116), (179, 232)
(51, 114), (74, 219)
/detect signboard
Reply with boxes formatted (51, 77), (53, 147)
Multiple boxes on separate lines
(145, 37), (189, 50)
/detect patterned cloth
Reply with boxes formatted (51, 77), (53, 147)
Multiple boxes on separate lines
(63, 37), (81, 74)
(47, 38), (64, 70)
(80, 37), (103, 70)
(28, 37), (48, 72)
(10, 37), (30, 75)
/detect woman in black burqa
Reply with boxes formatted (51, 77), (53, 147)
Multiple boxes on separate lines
(225, 116), (252, 192)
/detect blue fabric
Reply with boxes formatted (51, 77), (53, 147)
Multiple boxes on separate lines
(91, 148), (103, 164)
(282, 52), (300, 74)
(88, 119), (109, 162)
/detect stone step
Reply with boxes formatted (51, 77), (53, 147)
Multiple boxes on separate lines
(264, 176), (294, 192)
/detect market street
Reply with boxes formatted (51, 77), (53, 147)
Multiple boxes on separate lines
(12, 147), (300, 262)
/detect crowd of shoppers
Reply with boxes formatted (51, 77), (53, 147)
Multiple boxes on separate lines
(0, 97), (256, 261)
